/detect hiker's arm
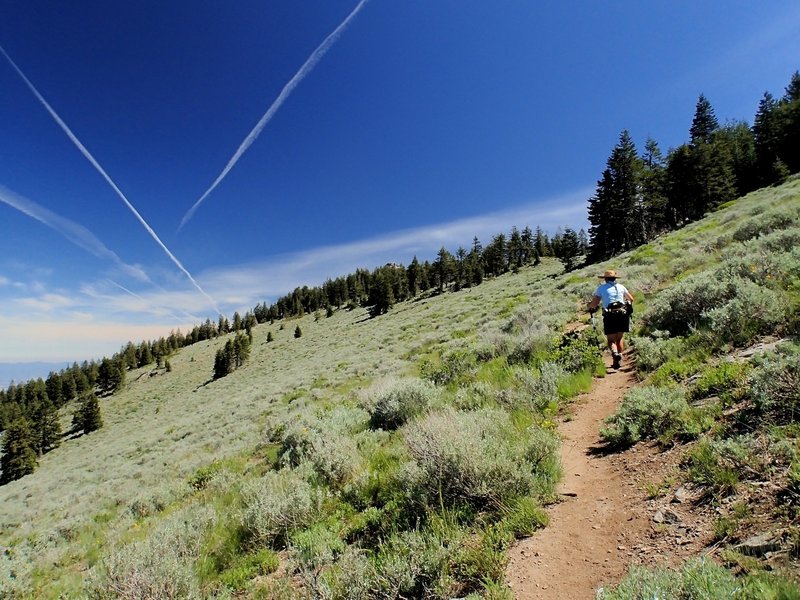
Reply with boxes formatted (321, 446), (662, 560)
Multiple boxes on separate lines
(624, 289), (634, 304)
(587, 295), (600, 312)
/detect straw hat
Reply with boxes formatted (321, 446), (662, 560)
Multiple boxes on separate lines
(599, 269), (618, 279)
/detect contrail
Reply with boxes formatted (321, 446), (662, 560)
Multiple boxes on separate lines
(0, 44), (223, 316)
(106, 279), (200, 323)
(0, 184), (150, 284)
(179, 0), (369, 230)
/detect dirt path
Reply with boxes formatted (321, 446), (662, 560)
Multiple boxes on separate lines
(507, 354), (654, 599)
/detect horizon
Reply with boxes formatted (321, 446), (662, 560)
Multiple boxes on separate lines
(2, 1), (799, 376)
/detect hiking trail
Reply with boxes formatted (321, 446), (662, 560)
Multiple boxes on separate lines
(506, 350), (713, 599)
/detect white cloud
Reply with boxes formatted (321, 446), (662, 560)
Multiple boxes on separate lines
(0, 185), (151, 284)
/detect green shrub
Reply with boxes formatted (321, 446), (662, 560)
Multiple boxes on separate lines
(310, 547), (374, 600)
(600, 386), (689, 448)
(290, 520), (347, 573)
(503, 314), (553, 365)
(370, 528), (458, 599)
(403, 408), (560, 509)
(453, 381), (496, 410)
(366, 378), (438, 430)
(691, 361), (750, 402)
(631, 334), (686, 372)
(731, 206), (800, 242)
(240, 468), (325, 548)
(499, 496), (548, 538)
(750, 348), (800, 424)
(719, 246), (800, 289)
(741, 572), (800, 599)
(598, 558), (739, 599)
(218, 549), (279, 591)
(509, 362), (564, 412)
(686, 438), (740, 498)
(420, 347), (478, 385)
(548, 328), (604, 375)
(452, 524), (512, 589)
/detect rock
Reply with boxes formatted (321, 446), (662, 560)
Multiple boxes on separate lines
(653, 508), (680, 524)
(672, 486), (690, 504)
(736, 532), (782, 557)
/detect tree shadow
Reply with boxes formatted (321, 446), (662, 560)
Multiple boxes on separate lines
(194, 378), (214, 391)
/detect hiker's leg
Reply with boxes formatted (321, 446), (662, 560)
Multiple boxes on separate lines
(618, 334), (625, 352)
(607, 333), (622, 354)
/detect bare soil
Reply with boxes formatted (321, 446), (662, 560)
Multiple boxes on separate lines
(506, 351), (716, 599)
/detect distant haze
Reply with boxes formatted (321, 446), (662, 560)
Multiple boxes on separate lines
(0, 362), (70, 388)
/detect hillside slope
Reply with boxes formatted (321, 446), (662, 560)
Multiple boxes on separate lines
(2, 178), (800, 598)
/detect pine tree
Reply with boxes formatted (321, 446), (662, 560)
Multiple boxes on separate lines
(508, 227), (524, 270)
(73, 392), (102, 435)
(533, 226), (550, 258)
(294, 325), (302, 338)
(267, 331), (274, 343)
(521, 226), (535, 264)
(98, 358), (124, 395)
(369, 270), (395, 316)
(640, 137), (669, 236)
(45, 371), (64, 408)
(587, 131), (644, 260)
(753, 91), (784, 185)
(556, 227), (581, 271)
(775, 70), (800, 173)
(433, 247), (455, 292)
(0, 417), (37, 484)
(213, 341), (233, 379)
(690, 94), (719, 145)
(32, 398), (61, 454)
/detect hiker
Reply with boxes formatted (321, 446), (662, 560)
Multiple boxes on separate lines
(587, 269), (634, 369)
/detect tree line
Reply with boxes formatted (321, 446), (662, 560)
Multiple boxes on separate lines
(588, 71), (800, 260)
(251, 224), (586, 322)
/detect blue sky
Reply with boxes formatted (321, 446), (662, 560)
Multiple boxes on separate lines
(1, 1), (799, 370)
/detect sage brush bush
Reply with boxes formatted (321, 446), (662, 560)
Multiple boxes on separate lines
(240, 467), (324, 548)
(690, 361), (750, 402)
(91, 505), (215, 600)
(403, 408), (560, 509)
(370, 528), (458, 599)
(511, 362), (565, 412)
(420, 346), (478, 385)
(268, 407), (366, 484)
(630, 334), (685, 372)
(730, 205), (800, 242)
(703, 282), (785, 346)
(644, 272), (739, 336)
(601, 386), (689, 448)
(365, 378), (438, 430)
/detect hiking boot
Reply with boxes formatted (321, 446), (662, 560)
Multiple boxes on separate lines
(612, 352), (621, 369)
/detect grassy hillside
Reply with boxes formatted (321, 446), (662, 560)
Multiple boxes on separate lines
(2, 178), (799, 598)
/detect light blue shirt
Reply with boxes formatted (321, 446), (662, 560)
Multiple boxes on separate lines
(594, 281), (629, 309)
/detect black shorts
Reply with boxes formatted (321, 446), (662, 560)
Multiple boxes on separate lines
(603, 311), (630, 335)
